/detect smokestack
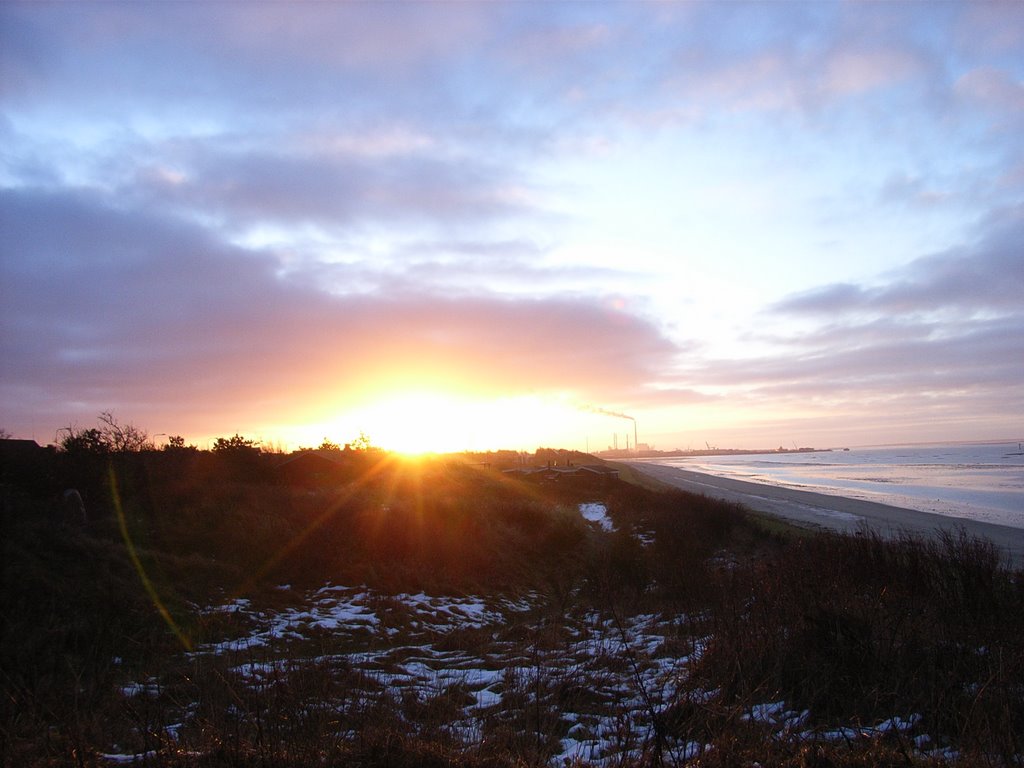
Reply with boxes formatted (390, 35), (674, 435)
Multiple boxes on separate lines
(585, 405), (638, 454)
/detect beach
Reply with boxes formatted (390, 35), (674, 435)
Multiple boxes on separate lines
(625, 460), (1024, 566)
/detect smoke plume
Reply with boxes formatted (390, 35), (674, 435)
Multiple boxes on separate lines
(583, 405), (635, 422)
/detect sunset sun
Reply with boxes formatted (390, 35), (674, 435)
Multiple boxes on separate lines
(334, 391), (586, 455)
(352, 391), (473, 455)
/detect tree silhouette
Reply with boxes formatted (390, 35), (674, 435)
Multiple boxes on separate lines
(211, 433), (260, 453)
(57, 412), (152, 454)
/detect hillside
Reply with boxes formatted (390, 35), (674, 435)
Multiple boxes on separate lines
(2, 446), (1022, 766)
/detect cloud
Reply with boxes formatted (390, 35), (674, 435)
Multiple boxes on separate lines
(0, 187), (679, 435)
(954, 67), (1024, 137)
(704, 317), (1023, 394)
(878, 174), (951, 209)
(957, 3), (1024, 59)
(3, 1), (1022, 447)
(128, 141), (536, 235)
(0, 3), (496, 109)
(821, 48), (923, 97)
(322, 238), (644, 299)
(683, 212), (1024, 420)
(655, 3), (935, 119)
(668, 315), (1023, 449)
(773, 208), (1024, 318)
(955, 68), (1024, 112)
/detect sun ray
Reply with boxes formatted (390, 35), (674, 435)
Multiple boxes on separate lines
(238, 451), (398, 594)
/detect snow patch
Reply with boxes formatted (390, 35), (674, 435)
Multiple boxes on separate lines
(579, 502), (613, 531)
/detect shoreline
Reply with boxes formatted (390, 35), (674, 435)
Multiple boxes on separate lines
(622, 460), (1024, 567)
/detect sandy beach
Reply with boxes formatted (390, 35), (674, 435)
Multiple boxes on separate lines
(625, 460), (1024, 566)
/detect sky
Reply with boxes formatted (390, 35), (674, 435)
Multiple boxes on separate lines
(1, 1), (1023, 453)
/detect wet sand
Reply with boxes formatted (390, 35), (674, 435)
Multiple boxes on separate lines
(624, 460), (1024, 566)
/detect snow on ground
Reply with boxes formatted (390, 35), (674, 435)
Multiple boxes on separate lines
(577, 501), (657, 545)
(193, 586), (533, 655)
(111, 584), (958, 767)
(119, 680), (160, 698)
(578, 502), (613, 531)
(100, 750), (158, 764)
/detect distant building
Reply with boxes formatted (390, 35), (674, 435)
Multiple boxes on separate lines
(0, 438), (46, 474)
(0, 438), (44, 463)
(0, 438), (51, 494)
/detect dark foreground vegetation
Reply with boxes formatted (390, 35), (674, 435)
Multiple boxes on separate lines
(2, 428), (1023, 766)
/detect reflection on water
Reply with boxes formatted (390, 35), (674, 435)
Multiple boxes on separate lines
(653, 442), (1024, 529)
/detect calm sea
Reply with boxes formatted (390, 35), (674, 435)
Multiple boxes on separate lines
(652, 442), (1024, 530)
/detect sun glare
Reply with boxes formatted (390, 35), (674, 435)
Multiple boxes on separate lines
(334, 391), (583, 455)
(355, 392), (466, 455)
(276, 389), (629, 455)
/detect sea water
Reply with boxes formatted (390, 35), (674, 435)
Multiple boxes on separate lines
(651, 442), (1024, 530)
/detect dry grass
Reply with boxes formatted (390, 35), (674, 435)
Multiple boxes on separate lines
(2, 451), (1022, 766)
